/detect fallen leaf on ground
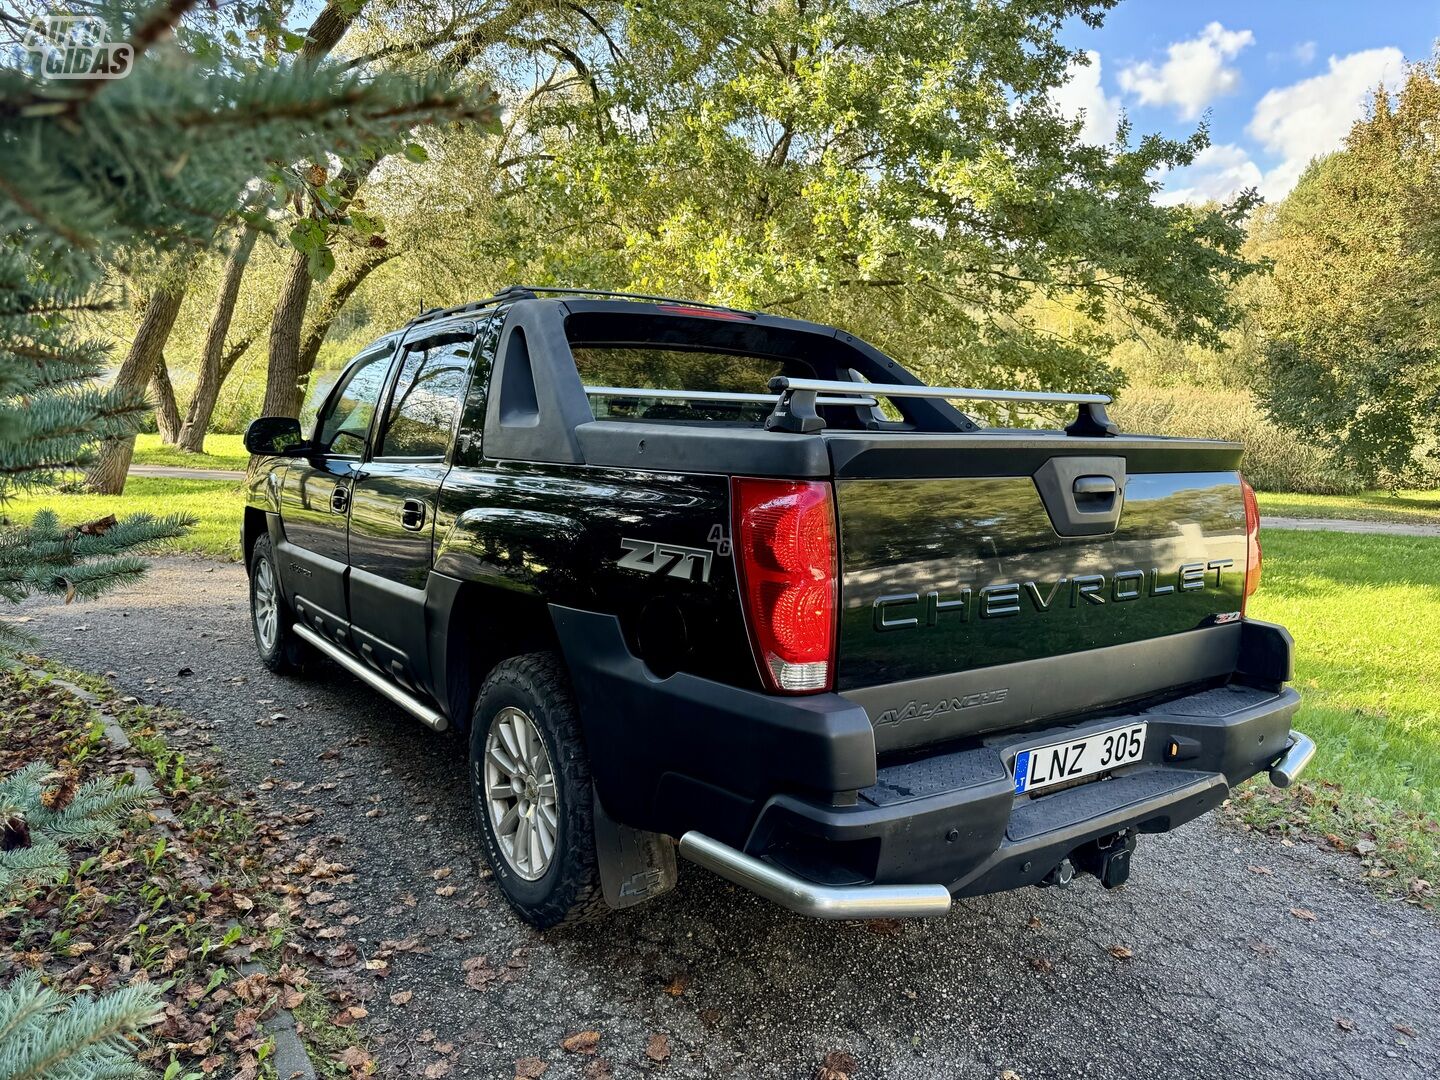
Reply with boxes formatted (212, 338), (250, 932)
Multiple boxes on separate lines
(815, 1050), (859, 1080)
(1246, 865), (1272, 875)
(435, 885), (457, 897)
(333, 1005), (368, 1026)
(514, 1057), (548, 1079)
(337, 1045), (372, 1071)
(662, 974), (689, 997)
(864, 918), (902, 937)
(562, 1030), (601, 1054)
(1107, 945), (1133, 960)
(432, 867), (452, 880)
(424, 1062), (454, 1079)
(1289, 907), (1317, 922)
(1028, 956), (1053, 972)
(1394, 1024), (1418, 1037)
(645, 1033), (671, 1063)
(583, 1060), (614, 1080)
(390, 990), (413, 1005)
(1335, 1016), (1357, 1032)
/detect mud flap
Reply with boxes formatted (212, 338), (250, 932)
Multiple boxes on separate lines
(593, 792), (677, 909)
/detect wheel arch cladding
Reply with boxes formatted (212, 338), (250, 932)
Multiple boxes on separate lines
(429, 574), (563, 733)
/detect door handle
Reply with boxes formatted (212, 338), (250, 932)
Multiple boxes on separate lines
(400, 498), (427, 531)
(330, 486), (350, 514)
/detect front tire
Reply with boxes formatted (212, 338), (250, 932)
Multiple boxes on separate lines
(249, 534), (305, 675)
(469, 652), (605, 929)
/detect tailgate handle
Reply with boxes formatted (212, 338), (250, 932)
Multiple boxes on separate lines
(1034, 457), (1126, 537)
(1073, 475), (1117, 509)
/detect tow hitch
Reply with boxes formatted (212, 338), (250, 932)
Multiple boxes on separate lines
(1072, 830), (1138, 889)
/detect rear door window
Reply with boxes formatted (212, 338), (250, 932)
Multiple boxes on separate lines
(375, 337), (472, 459)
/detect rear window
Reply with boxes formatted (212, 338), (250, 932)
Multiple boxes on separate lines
(574, 346), (786, 423)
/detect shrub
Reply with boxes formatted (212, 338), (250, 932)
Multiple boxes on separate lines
(1111, 385), (1365, 495)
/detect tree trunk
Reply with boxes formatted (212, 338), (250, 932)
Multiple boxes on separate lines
(296, 250), (397, 385)
(85, 286), (186, 494)
(149, 354), (182, 443)
(261, 249), (316, 420)
(179, 223), (260, 452)
(219, 334), (255, 383)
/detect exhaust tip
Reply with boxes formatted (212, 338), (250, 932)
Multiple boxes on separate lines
(1269, 731), (1316, 789)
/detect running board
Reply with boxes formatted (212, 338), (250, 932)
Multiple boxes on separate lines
(677, 831), (952, 919)
(293, 623), (449, 732)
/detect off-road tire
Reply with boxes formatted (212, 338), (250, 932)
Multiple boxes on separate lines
(469, 652), (606, 929)
(249, 534), (306, 675)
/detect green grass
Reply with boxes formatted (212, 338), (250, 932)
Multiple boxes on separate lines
(132, 431), (248, 471)
(1240, 530), (1440, 898)
(1257, 488), (1440, 526)
(3, 476), (244, 559)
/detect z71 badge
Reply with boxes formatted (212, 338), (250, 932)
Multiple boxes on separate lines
(616, 538), (713, 583)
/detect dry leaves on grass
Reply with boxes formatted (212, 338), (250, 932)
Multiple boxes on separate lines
(645, 1033), (671, 1063)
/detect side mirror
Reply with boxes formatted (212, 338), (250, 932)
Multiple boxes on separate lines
(244, 416), (307, 456)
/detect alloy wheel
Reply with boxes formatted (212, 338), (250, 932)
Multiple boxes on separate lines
(482, 706), (559, 880)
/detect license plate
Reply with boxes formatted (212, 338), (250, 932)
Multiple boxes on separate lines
(1012, 723), (1147, 795)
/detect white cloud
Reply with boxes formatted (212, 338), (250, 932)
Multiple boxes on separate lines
(1292, 40), (1317, 65)
(1119, 22), (1255, 120)
(1155, 144), (1263, 206)
(1247, 47), (1405, 197)
(1050, 50), (1121, 144)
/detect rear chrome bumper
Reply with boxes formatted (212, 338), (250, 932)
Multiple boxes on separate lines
(1269, 730), (1316, 788)
(677, 831), (952, 919)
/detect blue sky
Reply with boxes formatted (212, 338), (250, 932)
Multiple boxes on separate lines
(1054, 2), (1438, 203)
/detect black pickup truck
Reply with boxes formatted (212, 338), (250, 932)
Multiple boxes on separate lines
(242, 286), (1313, 928)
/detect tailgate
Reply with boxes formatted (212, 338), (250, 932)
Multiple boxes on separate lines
(828, 433), (1248, 751)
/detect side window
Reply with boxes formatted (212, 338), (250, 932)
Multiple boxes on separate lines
(376, 338), (472, 458)
(315, 349), (392, 456)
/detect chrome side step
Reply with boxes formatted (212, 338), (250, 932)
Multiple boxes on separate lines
(293, 623), (449, 732)
(677, 831), (952, 919)
(1268, 730), (1315, 788)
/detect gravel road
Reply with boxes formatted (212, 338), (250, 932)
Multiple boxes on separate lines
(19, 558), (1439, 1080)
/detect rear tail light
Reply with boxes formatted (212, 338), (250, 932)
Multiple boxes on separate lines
(731, 478), (837, 693)
(1240, 475), (1262, 612)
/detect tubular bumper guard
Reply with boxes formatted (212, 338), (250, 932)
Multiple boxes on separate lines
(679, 727), (1314, 919)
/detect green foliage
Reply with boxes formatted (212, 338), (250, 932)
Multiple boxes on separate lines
(1111, 384), (1365, 495)
(467, 0), (1258, 395)
(2, 479), (243, 561)
(0, 971), (163, 1080)
(0, 761), (155, 903)
(1252, 58), (1440, 486)
(0, 0), (493, 620)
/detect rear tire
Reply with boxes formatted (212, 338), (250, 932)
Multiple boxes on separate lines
(469, 652), (606, 929)
(249, 534), (305, 675)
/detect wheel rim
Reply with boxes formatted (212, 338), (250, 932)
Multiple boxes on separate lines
(252, 556), (279, 653)
(482, 707), (559, 880)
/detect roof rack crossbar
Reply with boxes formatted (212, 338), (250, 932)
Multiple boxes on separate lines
(583, 385), (878, 408)
(407, 285), (755, 331)
(764, 377), (1119, 437)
